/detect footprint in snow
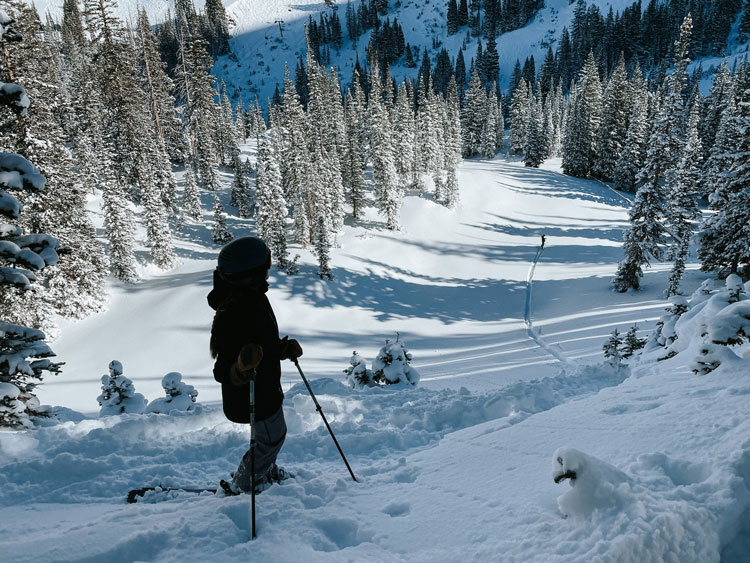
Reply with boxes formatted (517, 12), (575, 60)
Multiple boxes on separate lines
(382, 502), (410, 517)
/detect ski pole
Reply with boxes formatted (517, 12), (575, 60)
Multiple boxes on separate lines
(248, 368), (257, 540)
(292, 359), (357, 482)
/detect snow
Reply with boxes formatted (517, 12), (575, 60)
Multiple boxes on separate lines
(1, 148), (748, 561)
(0, 152), (45, 191)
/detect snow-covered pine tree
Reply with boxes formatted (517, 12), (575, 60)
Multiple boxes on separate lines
(83, 0), (162, 204)
(393, 82), (416, 190)
(183, 38), (221, 190)
(666, 90), (702, 297)
(442, 76), (463, 208)
(612, 128), (672, 292)
(230, 153), (251, 218)
(699, 63), (750, 277)
(622, 325), (647, 358)
(372, 335), (420, 386)
(509, 80), (530, 155)
(613, 68), (649, 193)
(344, 351), (375, 388)
(462, 69), (488, 157)
(280, 67), (311, 244)
(613, 17), (694, 293)
(2, 3), (108, 316)
(602, 329), (624, 367)
(97, 360), (147, 415)
(255, 134), (289, 269)
(343, 89), (366, 220)
(699, 60), (732, 165)
(145, 371), (198, 413)
(0, 10), (63, 427)
(593, 54), (628, 182)
(135, 9), (186, 164)
(211, 195), (233, 244)
(370, 69), (401, 230)
(561, 51), (602, 178)
(524, 94), (546, 167)
(141, 153), (176, 269)
(181, 161), (203, 221)
(314, 211), (333, 280)
(218, 79), (240, 165)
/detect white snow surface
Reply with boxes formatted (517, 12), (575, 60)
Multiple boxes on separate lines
(1, 151), (749, 561)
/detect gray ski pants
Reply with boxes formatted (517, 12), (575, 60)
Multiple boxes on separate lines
(232, 405), (287, 492)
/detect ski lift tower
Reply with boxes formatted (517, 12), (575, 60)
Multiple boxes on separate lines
(274, 20), (284, 37)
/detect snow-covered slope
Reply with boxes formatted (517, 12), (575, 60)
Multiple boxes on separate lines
(4, 148), (748, 561)
(218, 0), (643, 106)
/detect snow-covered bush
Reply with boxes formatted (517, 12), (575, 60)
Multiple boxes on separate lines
(552, 447), (633, 518)
(97, 361), (147, 416)
(145, 372), (198, 413)
(344, 352), (376, 389)
(602, 329), (623, 367)
(621, 325), (647, 358)
(602, 325), (645, 367)
(372, 336), (420, 386)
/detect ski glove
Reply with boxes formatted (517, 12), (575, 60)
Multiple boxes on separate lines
(230, 343), (264, 386)
(279, 336), (303, 360)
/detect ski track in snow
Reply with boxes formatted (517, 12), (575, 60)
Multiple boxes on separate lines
(524, 244), (573, 368)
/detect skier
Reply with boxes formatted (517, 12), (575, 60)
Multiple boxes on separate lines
(541, 234), (546, 248)
(208, 236), (303, 494)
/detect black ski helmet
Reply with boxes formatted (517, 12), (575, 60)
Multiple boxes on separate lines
(217, 237), (271, 285)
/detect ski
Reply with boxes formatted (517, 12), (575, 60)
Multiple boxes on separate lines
(127, 486), (217, 503)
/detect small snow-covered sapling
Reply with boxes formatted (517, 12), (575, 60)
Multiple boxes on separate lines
(97, 360), (147, 416)
(145, 372), (199, 413)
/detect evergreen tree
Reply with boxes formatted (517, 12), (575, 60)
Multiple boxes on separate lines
(3, 3), (108, 314)
(135, 9), (186, 164)
(447, 0), (460, 34)
(343, 89), (366, 220)
(509, 80), (529, 154)
(462, 69), (488, 156)
(561, 52), (602, 178)
(181, 162), (203, 221)
(371, 90), (401, 230)
(593, 54), (628, 181)
(699, 64), (750, 276)
(524, 94), (546, 167)
(458, 0), (469, 26)
(211, 195), (233, 244)
(666, 91), (702, 296)
(230, 153), (251, 219)
(613, 67), (649, 193)
(0, 12), (64, 427)
(314, 212), (334, 280)
(255, 135), (289, 269)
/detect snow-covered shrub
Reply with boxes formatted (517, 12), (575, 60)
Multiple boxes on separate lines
(344, 352), (376, 389)
(97, 361), (147, 416)
(602, 329), (623, 367)
(603, 325), (645, 367)
(372, 335), (420, 386)
(145, 372), (198, 413)
(622, 325), (647, 358)
(552, 447), (632, 518)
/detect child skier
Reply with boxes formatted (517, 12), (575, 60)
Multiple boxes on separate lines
(208, 236), (302, 494)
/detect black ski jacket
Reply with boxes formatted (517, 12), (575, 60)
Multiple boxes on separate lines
(208, 273), (283, 423)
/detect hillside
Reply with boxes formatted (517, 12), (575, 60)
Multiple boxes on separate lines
(3, 144), (749, 561)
